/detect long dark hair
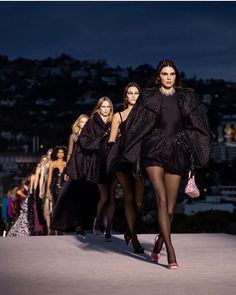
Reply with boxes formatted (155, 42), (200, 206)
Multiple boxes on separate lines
(51, 145), (68, 161)
(123, 82), (141, 110)
(148, 59), (181, 88)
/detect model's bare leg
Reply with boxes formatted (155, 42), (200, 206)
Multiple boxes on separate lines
(43, 198), (51, 235)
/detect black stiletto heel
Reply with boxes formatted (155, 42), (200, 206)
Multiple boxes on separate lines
(131, 238), (144, 254)
(124, 232), (131, 246)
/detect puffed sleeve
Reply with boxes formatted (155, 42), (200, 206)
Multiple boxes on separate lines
(183, 89), (213, 168)
(78, 120), (102, 152)
(121, 89), (157, 164)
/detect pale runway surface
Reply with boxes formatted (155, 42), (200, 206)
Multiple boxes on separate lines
(0, 234), (235, 295)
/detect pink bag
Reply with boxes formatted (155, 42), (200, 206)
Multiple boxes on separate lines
(185, 172), (200, 198)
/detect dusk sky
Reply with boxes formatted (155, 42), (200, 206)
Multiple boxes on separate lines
(0, 1), (236, 81)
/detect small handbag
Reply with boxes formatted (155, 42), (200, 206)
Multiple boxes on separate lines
(185, 171), (200, 198)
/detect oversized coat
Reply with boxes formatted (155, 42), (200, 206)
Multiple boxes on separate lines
(66, 112), (111, 184)
(107, 87), (212, 174)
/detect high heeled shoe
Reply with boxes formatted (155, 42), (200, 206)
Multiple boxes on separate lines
(124, 232), (131, 245)
(133, 245), (145, 254)
(104, 229), (112, 241)
(93, 218), (100, 235)
(131, 239), (144, 254)
(151, 252), (161, 263)
(168, 263), (179, 270)
(76, 226), (86, 236)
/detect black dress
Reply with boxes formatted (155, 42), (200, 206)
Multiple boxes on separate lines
(50, 168), (65, 211)
(51, 178), (99, 232)
(141, 92), (191, 175)
(106, 113), (132, 175)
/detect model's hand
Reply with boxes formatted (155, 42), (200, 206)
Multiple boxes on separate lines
(45, 191), (51, 199)
(106, 141), (114, 152)
(64, 174), (70, 182)
(132, 160), (143, 180)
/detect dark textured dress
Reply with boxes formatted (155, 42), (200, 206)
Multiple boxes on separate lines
(106, 113), (131, 174)
(141, 92), (191, 175)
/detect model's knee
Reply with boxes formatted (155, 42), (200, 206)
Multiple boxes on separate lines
(157, 194), (167, 208)
(124, 194), (134, 206)
(136, 201), (143, 212)
(100, 195), (108, 205)
(168, 210), (174, 218)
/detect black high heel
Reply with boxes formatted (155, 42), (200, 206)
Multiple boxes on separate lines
(76, 225), (86, 236)
(131, 238), (144, 254)
(104, 229), (112, 241)
(133, 245), (144, 254)
(124, 232), (131, 246)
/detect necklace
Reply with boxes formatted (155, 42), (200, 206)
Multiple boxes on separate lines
(159, 87), (176, 96)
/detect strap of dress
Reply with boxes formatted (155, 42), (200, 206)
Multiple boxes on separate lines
(119, 112), (123, 122)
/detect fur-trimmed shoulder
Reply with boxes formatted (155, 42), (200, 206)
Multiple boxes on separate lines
(135, 87), (161, 113)
(137, 87), (158, 104)
(177, 87), (198, 97)
(177, 88), (202, 116)
(139, 87), (158, 100)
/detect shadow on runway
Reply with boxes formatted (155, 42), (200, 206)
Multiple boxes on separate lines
(70, 233), (169, 269)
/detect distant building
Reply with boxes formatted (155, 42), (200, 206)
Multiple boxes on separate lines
(0, 153), (40, 195)
(176, 200), (234, 216)
(202, 94), (213, 106)
(176, 184), (236, 216)
(211, 142), (236, 163)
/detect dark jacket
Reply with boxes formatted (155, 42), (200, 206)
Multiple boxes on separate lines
(66, 113), (111, 183)
(117, 87), (212, 170)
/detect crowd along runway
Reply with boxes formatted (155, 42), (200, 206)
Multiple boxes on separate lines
(0, 233), (236, 295)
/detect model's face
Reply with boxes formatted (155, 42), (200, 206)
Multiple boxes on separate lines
(99, 100), (111, 117)
(158, 66), (176, 88)
(126, 86), (139, 105)
(41, 157), (47, 165)
(78, 117), (88, 129)
(57, 149), (64, 160)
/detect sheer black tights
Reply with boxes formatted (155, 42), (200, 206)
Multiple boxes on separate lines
(146, 166), (181, 264)
(96, 178), (117, 231)
(116, 171), (144, 247)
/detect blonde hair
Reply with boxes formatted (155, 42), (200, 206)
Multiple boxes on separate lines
(91, 96), (113, 123)
(72, 114), (89, 134)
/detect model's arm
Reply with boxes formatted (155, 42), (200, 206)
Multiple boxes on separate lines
(39, 165), (46, 199)
(67, 134), (75, 162)
(45, 162), (53, 199)
(33, 165), (41, 191)
(79, 120), (103, 151)
(16, 189), (28, 199)
(29, 174), (35, 194)
(108, 113), (121, 143)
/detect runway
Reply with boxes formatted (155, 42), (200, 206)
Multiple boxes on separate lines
(0, 233), (235, 295)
